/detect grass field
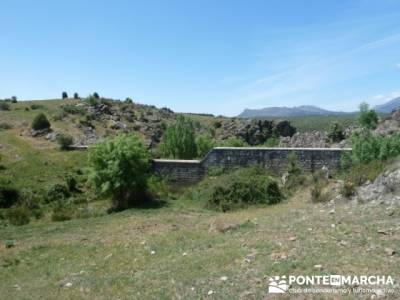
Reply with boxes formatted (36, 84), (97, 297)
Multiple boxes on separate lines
(1, 186), (399, 299)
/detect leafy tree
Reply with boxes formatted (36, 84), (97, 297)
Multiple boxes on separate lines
(73, 92), (80, 99)
(11, 96), (17, 103)
(358, 102), (378, 129)
(32, 113), (51, 130)
(87, 134), (150, 210)
(327, 122), (345, 143)
(93, 92), (100, 99)
(159, 116), (197, 159)
(62, 91), (68, 99)
(196, 134), (215, 158)
(125, 97), (133, 104)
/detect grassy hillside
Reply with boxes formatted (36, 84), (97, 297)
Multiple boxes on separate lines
(1, 187), (399, 299)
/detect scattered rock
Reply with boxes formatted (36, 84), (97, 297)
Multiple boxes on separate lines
(313, 264), (323, 271)
(384, 247), (395, 256)
(220, 276), (228, 282)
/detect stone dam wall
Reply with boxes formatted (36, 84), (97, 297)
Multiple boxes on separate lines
(152, 147), (352, 184)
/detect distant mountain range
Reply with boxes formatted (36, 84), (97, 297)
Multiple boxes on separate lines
(238, 105), (347, 118)
(374, 97), (400, 113)
(238, 97), (400, 118)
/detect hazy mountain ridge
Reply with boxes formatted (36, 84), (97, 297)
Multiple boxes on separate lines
(374, 97), (400, 113)
(238, 105), (347, 118)
(239, 97), (400, 118)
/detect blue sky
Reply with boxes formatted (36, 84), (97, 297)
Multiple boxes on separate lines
(1, 0), (399, 116)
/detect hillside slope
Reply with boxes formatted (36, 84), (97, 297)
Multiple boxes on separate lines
(238, 105), (347, 118)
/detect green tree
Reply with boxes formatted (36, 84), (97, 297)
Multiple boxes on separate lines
(32, 113), (51, 130)
(358, 102), (378, 130)
(196, 134), (215, 158)
(93, 92), (100, 99)
(159, 116), (197, 159)
(62, 91), (68, 99)
(327, 122), (345, 143)
(73, 92), (80, 99)
(87, 134), (150, 210)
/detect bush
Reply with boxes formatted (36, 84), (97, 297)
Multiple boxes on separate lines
(264, 137), (280, 147)
(56, 134), (73, 150)
(310, 172), (329, 203)
(30, 104), (44, 110)
(340, 180), (355, 198)
(93, 92), (100, 99)
(196, 134), (215, 158)
(158, 116), (197, 159)
(358, 102), (378, 130)
(284, 152), (305, 190)
(327, 122), (345, 143)
(66, 175), (78, 192)
(51, 202), (73, 222)
(87, 134), (150, 210)
(351, 130), (400, 164)
(62, 91), (68, 99)
(213, 120), (222, 129)
(190, 167), (282, 212)
(73, 92), (80, 99)
(218, 137), (248, 147)
(45, 184), (70, 203)
(125, 97), (133, 104)
(0, 122), (13, 130)
(6, 206), (30, 226)
(0, 180), (19, 208)
(85, 95), (99, 106)
(11, 96), (17, 103)
(62, 104), (86, 115)
(32, 113), (51, 130)
(0, 102), (10, 111)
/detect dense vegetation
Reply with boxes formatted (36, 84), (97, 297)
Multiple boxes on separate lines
(187, 167), (282, 212)
(87, 134), (151, 210)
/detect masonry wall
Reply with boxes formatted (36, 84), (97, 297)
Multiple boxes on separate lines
(152, 147), (351, 184)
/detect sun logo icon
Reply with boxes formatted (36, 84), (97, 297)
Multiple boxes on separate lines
(268, 275), (289, 293)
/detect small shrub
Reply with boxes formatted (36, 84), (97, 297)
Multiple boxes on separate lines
(45, 184), (70, 203)
(328, 122), (345, 143)
(191, 167), (283, 212)
(51, 205), (73, 222)
(73, 92), (80, 99)
(0, 102), (10, 111)
(264, 137), (280, 147)
(62, 104), (86, 115)
(6, 206), (30, 226)
(0, 179), (19, 208)
(66, 175), (78, 192)
(93, 92), (100, 99)
(213, 120), (222, 129)
(310, 172), (329, 203)
(85, 95), (99, 106)
(196, 134), (215, 158)
(62, 91), (68, 99)
(30, 104), (44, 110)
(125, 97), (133, 104)
(341, 180), (355, 198)
(218, 137), (248, 147)
(0, 122), (13, 130)
(11, 96), (17, 103)
(32, 113), (51, 130)
(56, 134), (73, 150)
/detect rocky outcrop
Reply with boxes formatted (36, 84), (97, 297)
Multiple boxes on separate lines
(279, 131), (329, 148)
(352, 166), (400, 205)
(375, 109), (400, 136)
